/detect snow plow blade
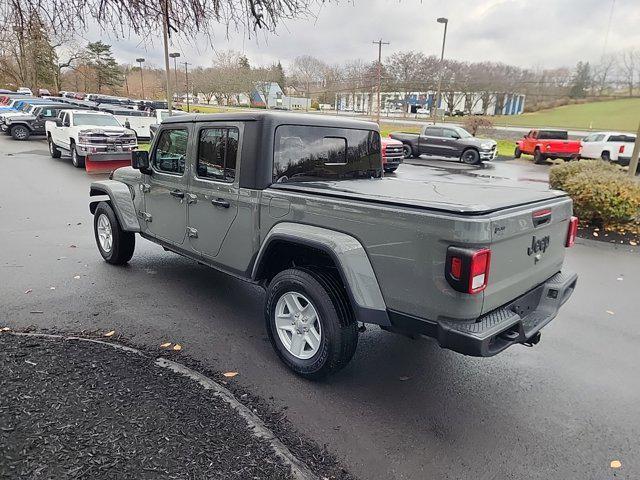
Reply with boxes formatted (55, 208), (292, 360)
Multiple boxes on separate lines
(85, 152), (133, 174)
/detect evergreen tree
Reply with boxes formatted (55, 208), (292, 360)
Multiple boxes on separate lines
(275, 60), (286, 89)
(86, 41), (122, 93)
(569, 61), (591, 98)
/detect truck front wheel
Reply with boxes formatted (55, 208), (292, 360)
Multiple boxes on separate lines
(514, 146), (522, 158)
(48, 136), (61, 158)
(265, 268), (358, 379)
(461, 149), (481, 165)
(71, 141), (85, 168)
(93, 202), (135, 265)
(10, 125), (30, 140)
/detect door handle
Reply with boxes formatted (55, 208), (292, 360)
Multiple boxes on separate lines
(170, 190), (184, 199)
(211, 198), (230, 208)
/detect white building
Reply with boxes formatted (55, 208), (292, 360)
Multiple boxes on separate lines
(336, 90), (525, 116)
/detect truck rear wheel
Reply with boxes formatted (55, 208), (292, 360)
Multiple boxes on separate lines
(10, 125), (30, 140)
(265, 268), (358, 379)
(93, 202), (135, 265)
(533, 149), (546, 165)
(71, 141), (85, 168)
(402, 144), (413, 159)
(48, 136), (61, 158)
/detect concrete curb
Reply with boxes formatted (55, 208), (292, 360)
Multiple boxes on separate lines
(4, 332), (319, 480)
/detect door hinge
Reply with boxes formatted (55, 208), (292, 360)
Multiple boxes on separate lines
(186, 193), (198, 205)
(138, 211), (152, 222)
(140, 184), (151, 193)
(186, 227), (198, 238)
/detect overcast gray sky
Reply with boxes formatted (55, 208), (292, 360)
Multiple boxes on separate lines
(87, 0), (638, 71)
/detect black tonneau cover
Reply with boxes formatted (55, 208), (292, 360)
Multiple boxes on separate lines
(270, 176), (568, 215)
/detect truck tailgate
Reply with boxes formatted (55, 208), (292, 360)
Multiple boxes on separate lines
(482, 197), (573, 315)
(550, 140), (580, 153)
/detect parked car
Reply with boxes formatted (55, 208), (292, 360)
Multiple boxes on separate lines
(580, 132), (636, 164)
(38, 88), (51, 96)
(99, 106), (157, 140)
(88, 111), (578, 378)
(515, 130), (581, 164)
(0, 98), (61, 124)
(45, 110), (137, 168)
(381, 137), (404, 173)
(148, 109), (188, 141)
(2, 104), (81, 140)
(390, 125), (497, 164)
(16, 87), (33, 95)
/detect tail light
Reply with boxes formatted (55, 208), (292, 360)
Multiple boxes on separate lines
(566, 216), (579, 247)
(619, 145), (625, 154)
(445, 247), (491, 294)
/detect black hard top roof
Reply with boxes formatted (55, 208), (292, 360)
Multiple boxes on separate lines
(161, 111), (378, 130)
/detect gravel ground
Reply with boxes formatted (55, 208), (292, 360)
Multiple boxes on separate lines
(0, 334), (294, 480)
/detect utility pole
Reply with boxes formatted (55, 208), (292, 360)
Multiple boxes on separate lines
(183, 61), (191, 112)
(628, 120), (640, 178)
(372, 39), (389, 124)
(136, 57), (145, 99)
(161, 0), (173, 115)
(432, 17), (449, 120)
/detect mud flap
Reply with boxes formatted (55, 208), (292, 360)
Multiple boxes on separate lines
(85, 152), (132, 174)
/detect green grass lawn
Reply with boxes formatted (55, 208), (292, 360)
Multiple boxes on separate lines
(491, 98), (640, 132)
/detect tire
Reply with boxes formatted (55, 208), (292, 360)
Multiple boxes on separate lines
(10, 124), (30, 140)
(601, 151), (611, 162)
(265, 268), (358, 379)
(384, 167), (398, 173)
(93, 202), (135, 265)
(402, 144), (413, 159)
(533, 149), (546, 165)
(48, 136), (61, 158)
(461, 148), (481, 165)
(71, 141), (85, 168)
(514, 146), (522, 159)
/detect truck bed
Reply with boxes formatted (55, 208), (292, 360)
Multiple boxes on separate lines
(270, 176), (568, 215)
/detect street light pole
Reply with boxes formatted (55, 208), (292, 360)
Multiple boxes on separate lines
(433, 17), (448, 120)
(169, 52), (180, 101)
(373, 39), (389, 124)
(183, 61), (191, 112)
(136, 57), (146, 99)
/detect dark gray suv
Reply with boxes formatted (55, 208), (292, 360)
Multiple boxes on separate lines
(390, 125), (497, 164)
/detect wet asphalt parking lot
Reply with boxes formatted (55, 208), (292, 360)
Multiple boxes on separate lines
(1, 135), (638, 480)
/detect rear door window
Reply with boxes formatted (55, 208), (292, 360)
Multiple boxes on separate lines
(196, 127), (239, 182)
(273, 125), (380, 183)
(423, 127), (443, 137)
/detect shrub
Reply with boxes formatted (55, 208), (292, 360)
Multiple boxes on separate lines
(549, 160), (621, 190)
(560, 169), (640, 226)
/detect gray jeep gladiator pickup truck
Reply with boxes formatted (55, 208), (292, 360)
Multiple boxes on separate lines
(89, 112), (578, 378)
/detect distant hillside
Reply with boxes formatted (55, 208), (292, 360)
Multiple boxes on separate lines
(493, 98), (640, 132)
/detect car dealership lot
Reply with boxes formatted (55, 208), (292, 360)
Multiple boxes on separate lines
(1, 136), (639, 480)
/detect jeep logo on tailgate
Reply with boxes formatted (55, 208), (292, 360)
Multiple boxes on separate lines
(528, 235), (550, 256)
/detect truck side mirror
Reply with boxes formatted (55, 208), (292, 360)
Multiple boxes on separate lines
(132, 150), (151, 173)
(53, 118), (62, 126)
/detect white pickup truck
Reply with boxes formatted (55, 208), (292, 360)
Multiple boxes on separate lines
(45, 110), (138, 168)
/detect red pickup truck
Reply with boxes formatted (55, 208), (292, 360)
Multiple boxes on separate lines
(515, 130), (581, 164)
(381, 137), (404, 173)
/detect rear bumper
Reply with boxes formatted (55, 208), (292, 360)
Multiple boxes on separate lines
(387, 270), (578, 357)
(546, 152), (579, 160)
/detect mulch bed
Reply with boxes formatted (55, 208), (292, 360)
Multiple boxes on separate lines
(0, 334), (293, 480)
(577, 223), (640, 247)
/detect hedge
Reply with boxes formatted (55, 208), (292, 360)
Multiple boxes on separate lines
(549, 161), (640, 226)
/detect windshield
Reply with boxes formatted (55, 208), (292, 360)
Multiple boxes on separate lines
(73, 114), (121, 127)
(159, 110), (186, 121)
(455, 127), (473, 138)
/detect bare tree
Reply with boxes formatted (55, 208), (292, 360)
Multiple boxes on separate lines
(619, 49), (638, 96)
(593, 55), (617, 95)
(291, 55), (327, 107)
